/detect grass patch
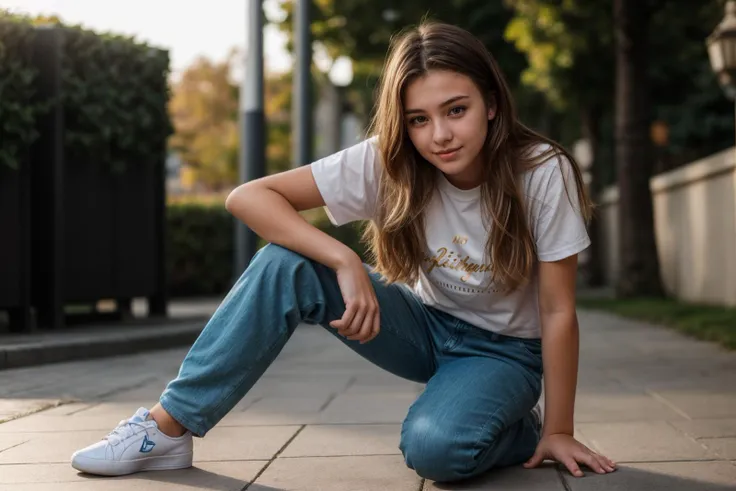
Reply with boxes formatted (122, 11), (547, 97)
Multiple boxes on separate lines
(577, 297), (736, 350)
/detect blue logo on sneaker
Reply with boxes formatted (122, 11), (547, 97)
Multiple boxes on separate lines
(139, 435), (156, 453)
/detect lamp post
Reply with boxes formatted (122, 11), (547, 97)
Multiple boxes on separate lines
(707, 0), (736, 252)
(327, 56), (354, 150)
(293, 0), (312, 167)
(235, 0), (265, 276)
(707, 0), (736, 100)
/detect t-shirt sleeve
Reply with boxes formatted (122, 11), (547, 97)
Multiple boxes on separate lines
(525, 151), (591, 262)
(310, 136), (382, 226)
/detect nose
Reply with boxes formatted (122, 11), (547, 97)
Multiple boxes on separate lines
(432, 119), (452, 145)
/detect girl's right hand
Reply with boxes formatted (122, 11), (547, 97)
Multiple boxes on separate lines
(329, 256), (381, 344)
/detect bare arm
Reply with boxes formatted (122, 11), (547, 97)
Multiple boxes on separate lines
(523, 254), (616, 477)
(225, 165), (359, 271)
(225, 165), (380, 344)
(537, 254), (580, 437)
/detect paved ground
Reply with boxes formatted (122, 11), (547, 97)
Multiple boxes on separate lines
(0, 309), (735, 490)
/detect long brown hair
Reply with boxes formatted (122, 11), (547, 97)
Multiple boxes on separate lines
(363, 21), (592, 293)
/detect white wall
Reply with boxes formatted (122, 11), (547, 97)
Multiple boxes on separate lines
(597, 146), (736, 306)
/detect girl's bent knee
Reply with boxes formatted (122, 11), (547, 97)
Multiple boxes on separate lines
(400, 416), (479, 482)
(244, 243), (315, 280)
(252, 243), (306, 266)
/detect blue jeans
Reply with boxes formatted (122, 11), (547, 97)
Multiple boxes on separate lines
(160, 244), (543, 482)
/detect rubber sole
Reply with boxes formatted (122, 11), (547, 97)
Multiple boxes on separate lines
(71, 451), (193, 476)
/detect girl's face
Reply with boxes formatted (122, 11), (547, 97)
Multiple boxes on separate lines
(403, 70), (496, 190)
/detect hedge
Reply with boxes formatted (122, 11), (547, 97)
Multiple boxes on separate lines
(0, 13), (42, 170)
(166, 203), (369, 297)
(60, 24), (172, 170)
(0, 11), (172, 171)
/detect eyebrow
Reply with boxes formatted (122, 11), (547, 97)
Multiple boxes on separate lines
(404, 95), (470, 115)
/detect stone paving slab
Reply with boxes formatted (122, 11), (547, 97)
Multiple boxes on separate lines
(0, 461), (266, 489)
(280, 424), (401, 457)
(572, 392), (689, 423)
(564, 462), (736, 491)
(316, 392), (417, 424)
(424, 464), (565, 490)
(670, 419), (736, 439)
(575, 421), (719, 462)
(217, 395), (331, 426)
(650, 391), (736, 419)
(249, 455), (422, 491)
(701, 437), (736, 460)
(1, 310), (735, 490)
(192, 426), (301, 462)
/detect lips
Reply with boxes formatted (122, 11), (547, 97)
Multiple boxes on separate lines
(434, 146), (461, 156)
(434, 146), (462, 161)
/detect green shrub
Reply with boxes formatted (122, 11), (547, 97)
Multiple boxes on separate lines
(166, 203), (234, 297)
(166, 202), (370, 297)
(0, 13), (41, 169)
(60, 24), (172, 170)
(0, 13), (172, 172)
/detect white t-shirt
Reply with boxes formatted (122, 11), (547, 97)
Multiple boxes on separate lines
(310, 137), (590, 339)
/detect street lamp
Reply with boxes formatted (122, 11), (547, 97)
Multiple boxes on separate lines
(328, 56), (354, 150)
(708, 0), (736, 236)
(707, 0), (736, 99)
(328, 56), (354, 88)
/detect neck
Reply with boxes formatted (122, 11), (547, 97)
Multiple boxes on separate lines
(443, 153), (484, 189)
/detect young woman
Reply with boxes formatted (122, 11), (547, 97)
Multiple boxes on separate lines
(71, 21), (616, 483)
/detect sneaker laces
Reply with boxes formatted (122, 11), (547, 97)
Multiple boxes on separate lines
(105, 418), (150, 446)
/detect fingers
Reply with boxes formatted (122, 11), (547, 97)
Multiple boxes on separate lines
(370, 305), (381, 341)
(562, 457), (584, 478)
(593, 451), (617, 472)
(342, 302), (366, 338)
(567, 450), (616, 477)
(580, 451), (607, 474)
(530, 435), (617, 478)
(347, 302), (375, 343)
(330, 302), (357, 333)
(522, 450), (544, 469)
(360, 303), (380, 343)
(332, 299), (380, 344)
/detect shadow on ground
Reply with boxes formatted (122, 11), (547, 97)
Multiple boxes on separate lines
(77, 467), (286, 491)
(429, 463), (736, 491)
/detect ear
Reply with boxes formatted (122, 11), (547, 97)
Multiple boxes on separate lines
(487, 93), (498, 121)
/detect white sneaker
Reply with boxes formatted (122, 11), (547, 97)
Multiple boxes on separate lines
(531, 401), (543, 432)
(71, 407), (193, 476)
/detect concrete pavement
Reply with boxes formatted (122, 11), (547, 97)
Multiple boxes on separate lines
(0, 309), (735, 490)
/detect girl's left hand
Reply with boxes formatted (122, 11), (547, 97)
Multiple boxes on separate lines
(523, 433), (617, 477)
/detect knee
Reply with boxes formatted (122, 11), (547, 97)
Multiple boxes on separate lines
(249, 243), (309, 273)
(400, 415), (477, 483)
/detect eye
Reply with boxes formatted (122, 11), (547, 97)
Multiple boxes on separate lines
(408, 115), (428, 126)
(449, 106), (467, 116)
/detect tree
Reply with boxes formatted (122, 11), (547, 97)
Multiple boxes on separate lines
(506, 0), (731, 293)
(168, 51), (240, 191)
(263, 71), (294, 175)
(648, 1), (734, 167)
(270, 0), (536, 126)
(168, 51), (295, 190)
(613, 0), (664, 297)
(504, 0), (614, 286)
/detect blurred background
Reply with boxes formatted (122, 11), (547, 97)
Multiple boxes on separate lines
(0, 0), (734, 353)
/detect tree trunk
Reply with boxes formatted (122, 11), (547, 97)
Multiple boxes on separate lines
(613, 0), (665, 298)
(580, 105), (606, 287)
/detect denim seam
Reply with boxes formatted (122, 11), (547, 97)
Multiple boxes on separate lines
(467, 382), (524, 473)
(441, 330), (463, 352)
